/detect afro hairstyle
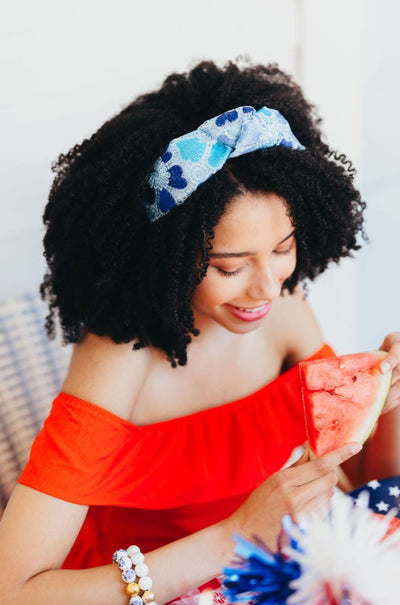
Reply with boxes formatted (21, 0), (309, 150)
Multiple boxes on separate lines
(40, 60), (365, 366)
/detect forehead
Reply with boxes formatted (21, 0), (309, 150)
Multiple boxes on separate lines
(212, 192), (293, 249)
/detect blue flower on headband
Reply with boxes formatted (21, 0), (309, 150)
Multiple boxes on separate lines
(176, 137), (207, 163)
(148, 151), (190, 214)
(215, 109), (239, 126)
(146, 105), (305, 221)
(208, 141), (230, 168)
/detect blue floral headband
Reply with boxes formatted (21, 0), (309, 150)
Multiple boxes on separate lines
(146, 105), (305, 221)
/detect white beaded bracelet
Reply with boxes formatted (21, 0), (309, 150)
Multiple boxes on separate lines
(112, 545), (157, 605)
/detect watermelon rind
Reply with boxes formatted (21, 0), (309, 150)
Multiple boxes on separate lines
(300, 350), (392, 457)
(353, 351), (392, 444)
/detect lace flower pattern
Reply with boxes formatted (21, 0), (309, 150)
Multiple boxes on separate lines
(146, 106), (304, 221)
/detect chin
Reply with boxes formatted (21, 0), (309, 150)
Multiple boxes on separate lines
(222, 319), (265, 335)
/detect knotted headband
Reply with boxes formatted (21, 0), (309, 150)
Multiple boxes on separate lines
(146, 105), (304, 221)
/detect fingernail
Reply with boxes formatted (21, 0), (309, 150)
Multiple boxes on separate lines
(380, 361), (391, 374)
(349, 442), (362, 454)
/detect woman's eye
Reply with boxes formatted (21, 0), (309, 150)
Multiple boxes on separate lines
(274, 240), (295, 255)
(215, 267), (242, 277)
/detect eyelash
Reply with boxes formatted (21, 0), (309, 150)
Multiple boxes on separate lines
(274, 246), (293, 256)
(215, 242), (294, 277)
(274, 238), (295, 256)
(216, 267), (242, 278)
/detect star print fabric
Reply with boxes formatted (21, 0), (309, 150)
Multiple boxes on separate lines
(169, 476), (400, 605)
(146, 106), (304, 221)
(349, 476), (400, 517)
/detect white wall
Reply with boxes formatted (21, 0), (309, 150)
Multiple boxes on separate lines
(1, 0), (399, 354)
(300, 0), (364, 353)
(1, 0), (300, 296)
(357, 0), (400, 351)
(300, 1), (400, 353)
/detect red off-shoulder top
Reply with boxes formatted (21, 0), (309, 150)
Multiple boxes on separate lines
(18, 344), (335, 569)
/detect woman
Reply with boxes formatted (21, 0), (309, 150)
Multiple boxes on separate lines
(0, 60), (399, 605)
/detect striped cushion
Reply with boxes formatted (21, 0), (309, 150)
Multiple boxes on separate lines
(0, 292), (71, 512)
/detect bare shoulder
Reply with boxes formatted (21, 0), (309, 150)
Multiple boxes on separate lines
(62, 333), (152, 420)
(266, 287), (324, 367)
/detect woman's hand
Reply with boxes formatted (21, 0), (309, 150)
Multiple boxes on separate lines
(228, 442), (362, 550)
(379, 332), (400, 413)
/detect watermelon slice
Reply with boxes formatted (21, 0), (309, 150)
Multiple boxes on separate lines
(299, 351), (392, 456)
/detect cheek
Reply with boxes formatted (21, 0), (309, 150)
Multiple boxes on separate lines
(192, 273), (238, 306)
(192, 276), (214, 307)
(274, 250), (297, 282)
(288, 252), (297, 275)
(284, 247), (297, 277)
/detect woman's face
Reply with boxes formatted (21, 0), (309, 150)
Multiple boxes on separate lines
(191, 191), (297, 334)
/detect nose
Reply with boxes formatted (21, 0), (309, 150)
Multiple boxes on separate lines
(247, 264), (283, 301)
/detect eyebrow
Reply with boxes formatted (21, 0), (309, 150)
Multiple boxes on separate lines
(209, 229), (296, 259)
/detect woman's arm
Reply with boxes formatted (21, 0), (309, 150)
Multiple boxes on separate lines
(0, 484), (233, 605)
(0, 445), (359, 605)
(361, 404), (400, 481)
(361, 332), (400, 481)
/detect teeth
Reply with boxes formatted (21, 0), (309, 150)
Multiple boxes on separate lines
(238, 305), (266, 312)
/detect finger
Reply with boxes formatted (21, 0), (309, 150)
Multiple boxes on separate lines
(285, 442), (362, 485)
(312, 442), (363, 472)
(379, 331), (400, 352)
(380, 352), (400, 376)
(379, 334), (400, 375)
(293, 487), (335, 523)
(335, 465), (354, 492)
(293, 467), (339, 507)
(382, 380), (400, 414)
(270, 466), (338, 520)
(381, 360), (400, 388)
(290, 472), (340, 522)
(280, 445), (307, 469)
(291, 444), (309, 467)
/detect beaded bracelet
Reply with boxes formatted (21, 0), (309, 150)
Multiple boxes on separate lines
(113, 545), (157, 605)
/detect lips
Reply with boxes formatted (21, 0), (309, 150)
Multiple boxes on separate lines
(236, 304), (268, 313)
(225, 302), (272, 322)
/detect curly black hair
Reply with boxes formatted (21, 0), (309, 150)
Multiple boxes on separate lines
(41, 60), (365, 366)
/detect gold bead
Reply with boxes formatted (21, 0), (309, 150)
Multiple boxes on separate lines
(126, 582), (141, 596)
(142, 590), (155, 603)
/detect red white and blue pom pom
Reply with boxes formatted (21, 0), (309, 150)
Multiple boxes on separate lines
(223, 491), (400, 605)
(224, 533), (301, 604)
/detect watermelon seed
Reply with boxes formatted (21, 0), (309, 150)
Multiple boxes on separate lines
(352, 376), (357, 382)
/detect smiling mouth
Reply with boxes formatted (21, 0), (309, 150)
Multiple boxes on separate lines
(225, 302), (272, 322)
(235, 304), (269, 313)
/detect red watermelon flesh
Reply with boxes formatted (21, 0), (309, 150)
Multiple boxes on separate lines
(299, 351), (392, 456)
